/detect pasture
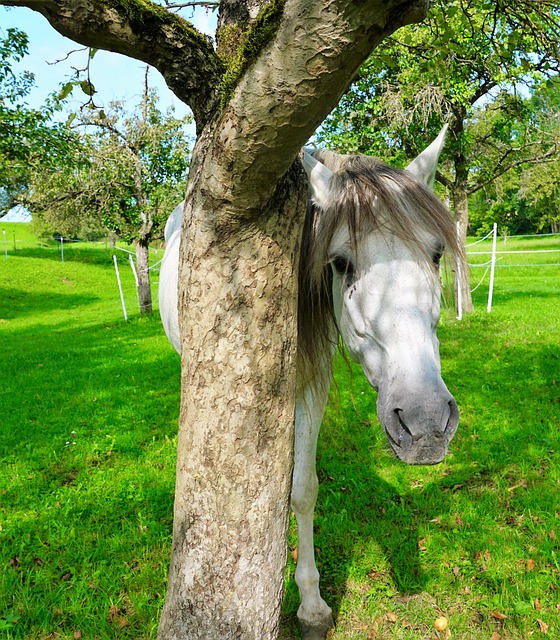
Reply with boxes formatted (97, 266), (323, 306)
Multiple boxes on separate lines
(0, 224), (558, 639)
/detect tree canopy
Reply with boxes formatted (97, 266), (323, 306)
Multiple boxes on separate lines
(28, 73), (191, 312)
(317, 0), (560, 310)
(29, 80), (191, 243)
(0, 27), (75, 215)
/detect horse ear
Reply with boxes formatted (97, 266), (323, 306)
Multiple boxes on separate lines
(302, 149), (334, 210)
(405, 124), (448, 189)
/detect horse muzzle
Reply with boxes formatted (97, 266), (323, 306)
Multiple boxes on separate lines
(378, 393), (459, 465)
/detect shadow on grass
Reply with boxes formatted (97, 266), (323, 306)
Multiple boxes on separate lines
(0, 313), (180, 456)
(0, 286), (100, 319)
(0, 310), (181, 637)
(3, 283), (558, 638)
(9, 245), (121, 266)
(280, 314), (559, 636)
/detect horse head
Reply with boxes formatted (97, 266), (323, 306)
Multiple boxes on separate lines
(303, 127), (460, 465)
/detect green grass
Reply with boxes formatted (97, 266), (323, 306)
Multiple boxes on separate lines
(0, 225), (178, 639)
(1, 225), (559, 639)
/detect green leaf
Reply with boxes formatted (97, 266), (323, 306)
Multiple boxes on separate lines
(79, 80), (96, 96)
(514, 601), (533, 616)
(58, 82), (74, 101)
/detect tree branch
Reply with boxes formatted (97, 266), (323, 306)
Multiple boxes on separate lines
(202, 0), (430, 217)
(435, 169), (454, 190)
(0, 0), (223, 130)
(467, 143), (559, 195)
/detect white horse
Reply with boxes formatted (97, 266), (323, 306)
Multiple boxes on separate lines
(159, 127), (462, 639)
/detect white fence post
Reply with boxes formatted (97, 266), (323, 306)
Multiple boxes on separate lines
(129, 253), (140, 308)
(487, 223), (498, 313)
(128, 254), (139, 287)
(456, 221), (463, 320)
(2, 229), (7, 260)
(60, 236), (65, 263)
(113, 255), (128, 321)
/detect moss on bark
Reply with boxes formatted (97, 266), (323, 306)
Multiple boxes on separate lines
(217, 0), (287, 109)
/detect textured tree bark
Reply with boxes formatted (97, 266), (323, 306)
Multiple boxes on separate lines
(157, 131), (307, 638)
(448, 112), (474, 313)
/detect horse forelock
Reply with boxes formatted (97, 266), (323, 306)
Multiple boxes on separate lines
(314, 151), (460, 259)
(297, 150), (464, 392)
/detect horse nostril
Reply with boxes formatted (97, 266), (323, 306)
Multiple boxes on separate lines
(394, 409), (413, 439)
(445, 399), (459, 435)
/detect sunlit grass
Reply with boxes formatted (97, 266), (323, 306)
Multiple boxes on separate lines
(1, 227), (178, 639)
(1, 225), (558, 639)
(281, 234), (560, 639)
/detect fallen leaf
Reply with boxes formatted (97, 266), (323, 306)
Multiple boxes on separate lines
(489, 633), (502, 640)
(290, 547), (298, 562)
(9, 555), (20, 568)
(418, 538), (427, 551)
(452, 566), (461, 577)
(536, 618), (548, 634)
(526, 559), (536, 571)
(491, 610), (508, 620)
(73, 631), (82, 639)
(107, 605), (120, 623)
(385, 612), (398, 623)
(535, 598), (542, 611)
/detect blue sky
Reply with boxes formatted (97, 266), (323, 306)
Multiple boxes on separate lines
(1, 5), (217, 119)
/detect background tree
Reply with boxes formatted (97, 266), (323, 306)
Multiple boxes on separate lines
(469, 78), (560, 236)
(0, 1), (434, 638)
(0, 27), (74, 215)
(28, 71), (191, 313)
(317, 0), (560, 312)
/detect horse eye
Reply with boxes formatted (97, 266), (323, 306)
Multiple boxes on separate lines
(432, 247), (444, 268)
(332, 255), (354, 279)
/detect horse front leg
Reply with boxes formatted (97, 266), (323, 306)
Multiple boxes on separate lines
(291, 383), (334, 640)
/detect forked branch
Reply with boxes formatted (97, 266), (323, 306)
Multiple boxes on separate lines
(0, 0), (223, 129)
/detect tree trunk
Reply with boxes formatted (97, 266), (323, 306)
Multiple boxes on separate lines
(452, 187), (474, 314)
(134, 239), (152, 314)
(158, 142), (307, 639)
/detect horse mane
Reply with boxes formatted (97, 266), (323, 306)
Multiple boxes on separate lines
(297, 149), (464, 393)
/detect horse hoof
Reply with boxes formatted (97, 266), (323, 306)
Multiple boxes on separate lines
(299, 616), (334, 640)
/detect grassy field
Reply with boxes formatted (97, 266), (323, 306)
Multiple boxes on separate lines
(1, 224), (558, 639)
